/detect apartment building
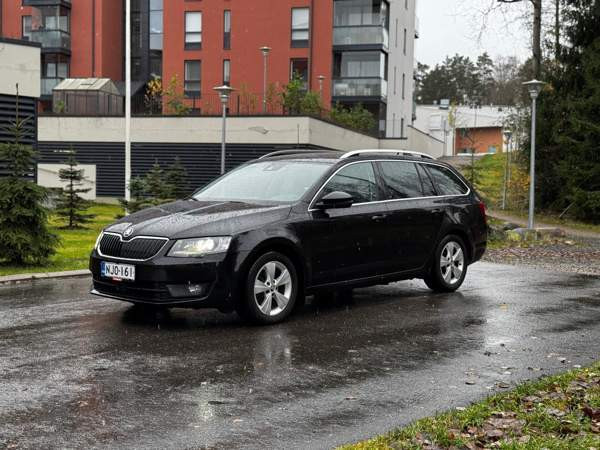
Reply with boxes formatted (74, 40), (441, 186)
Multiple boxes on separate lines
(0, 0), (417, 137)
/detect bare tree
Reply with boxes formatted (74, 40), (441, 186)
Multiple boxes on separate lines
(497, 0), (543, 78)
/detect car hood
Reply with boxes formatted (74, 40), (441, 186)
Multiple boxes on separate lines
(105, 200), (292, 239)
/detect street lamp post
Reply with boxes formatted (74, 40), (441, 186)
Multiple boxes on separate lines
(523, 79), (545, 230)
(124, 0), (131, 202)
(213, 85), (235, 175)
(502, 129), (513, 210)
(318, 75), (325, 98)
(260, 46), (271, 114)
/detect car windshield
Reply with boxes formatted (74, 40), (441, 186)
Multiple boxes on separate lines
(193, 160), (333, 203)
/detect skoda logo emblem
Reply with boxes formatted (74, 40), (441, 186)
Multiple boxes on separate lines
(123, 226), (134, 238)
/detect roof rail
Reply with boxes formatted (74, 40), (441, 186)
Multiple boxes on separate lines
(340, 149), (435, 160)
(259, 149), (340, 160)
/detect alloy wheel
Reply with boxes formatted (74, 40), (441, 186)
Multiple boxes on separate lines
(440, 241), (465, 285)
(253, 261), (293, 316)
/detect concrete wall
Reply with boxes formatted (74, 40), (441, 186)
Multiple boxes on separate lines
(406, 126), (444, 159)
(38, 116), (380, 150)
(0, 38), (40, 98)
(37, 163), (97, 200)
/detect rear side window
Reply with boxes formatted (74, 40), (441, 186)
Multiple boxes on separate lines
(320, 162), (382, 204)
(426, 165), (469, 196)
(378, 161), (423, 199)
(416, 163), (437, 196)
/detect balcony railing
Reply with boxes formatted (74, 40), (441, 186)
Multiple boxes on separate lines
(333, 26), (389, 48)
(333, 78), (388, 99)
(29, 29), (71, 51)
(23, 0), (71, 7)
(41, 77), (64, 96)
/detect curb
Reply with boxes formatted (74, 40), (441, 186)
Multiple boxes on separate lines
(0, 269), (91, 286)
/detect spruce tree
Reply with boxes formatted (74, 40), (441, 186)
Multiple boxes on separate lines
(120, 176), (150, 214)
(0, 92), (59, 265)
(54, 154), (95, 229)
(164, 157), (189, 199)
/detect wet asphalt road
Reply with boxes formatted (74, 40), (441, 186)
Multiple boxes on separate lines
(1, 262), (599, 450)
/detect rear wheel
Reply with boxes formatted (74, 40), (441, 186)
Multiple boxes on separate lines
(424, 235), (468, 292)
(237, 251), (298, 324)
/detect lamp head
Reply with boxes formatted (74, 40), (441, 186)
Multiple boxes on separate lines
(213, 85), (235, 103)
(260, 46), (272, 56)
(523, 79), (545, 99)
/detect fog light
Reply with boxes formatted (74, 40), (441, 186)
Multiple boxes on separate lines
(166, 283), (210, 298)
(188, 284), (204, 294)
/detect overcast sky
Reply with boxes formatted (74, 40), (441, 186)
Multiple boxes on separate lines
(415, 0), (532, 67)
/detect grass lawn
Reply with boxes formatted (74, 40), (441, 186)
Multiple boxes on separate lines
(0, 203), (122, 277)
(500, 209), (600, 235)
(463, 154), (600, 235)
(341, 362), (600, 449)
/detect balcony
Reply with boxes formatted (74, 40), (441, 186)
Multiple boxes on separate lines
(22, 0), (71, 8)
(29, 30), (71, 53)
(333, 78), (388, 99)
(41, 77), (64, 97)
(333, 26), (389, 48)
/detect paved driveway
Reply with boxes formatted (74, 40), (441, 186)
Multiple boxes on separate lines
(1, 263), (599, 449)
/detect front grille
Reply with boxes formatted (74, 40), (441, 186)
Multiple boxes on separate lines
(99, 233), (168, 260)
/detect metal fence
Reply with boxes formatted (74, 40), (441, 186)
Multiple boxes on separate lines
(132, 92), (287, 116)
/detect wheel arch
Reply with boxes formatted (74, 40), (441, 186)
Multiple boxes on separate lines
(443, 227), (474, 263)
(239, 237), (308, 292)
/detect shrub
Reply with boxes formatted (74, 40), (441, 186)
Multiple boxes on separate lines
(0, 99), (59, 264)
(571, 189), (600, 222)
(54, 153), (95, 229)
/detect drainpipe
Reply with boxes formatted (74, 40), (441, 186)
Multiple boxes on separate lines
(92, 0), (96, 76)
(308, 0), (314, 91)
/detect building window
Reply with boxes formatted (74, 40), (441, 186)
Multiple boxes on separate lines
(405, 0), (409, 9)
(395, 19), (399, 47)
(403, 28), (407, 55)
(22, 16), (32, 40)
(290, 58), (309, 89)
(393, 67), (397, 95)
(291, 8), (309, 48)
(224, 10), (231, 50)
(402, 73), (406, 99)
(184, 60), (201, 97)
(149, 0), (163, 50)
(401, 117), (405, 137)
(223, 60), (231, 85)
(185, 12), (202, 50)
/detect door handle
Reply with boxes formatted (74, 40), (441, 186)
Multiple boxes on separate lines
(431, 209), (443, 214)
(371, 214), (388, 221)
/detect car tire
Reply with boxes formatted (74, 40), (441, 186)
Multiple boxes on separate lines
(237, 251), (298, 324)
(424, 235), (468, 293)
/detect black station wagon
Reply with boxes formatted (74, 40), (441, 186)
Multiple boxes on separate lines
(90, 149), (487, 324)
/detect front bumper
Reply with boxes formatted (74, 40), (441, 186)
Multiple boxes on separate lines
(89, 249), (240, 310)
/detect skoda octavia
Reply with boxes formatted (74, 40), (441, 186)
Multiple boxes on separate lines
(90, 149), (487, 324)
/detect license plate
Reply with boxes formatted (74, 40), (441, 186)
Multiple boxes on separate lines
(101, 261), (135, 281)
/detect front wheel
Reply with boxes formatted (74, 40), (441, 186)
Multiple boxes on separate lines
(424, 235), (468, 293)
(237, 251), (298, 324)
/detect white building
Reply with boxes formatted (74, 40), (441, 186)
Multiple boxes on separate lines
(386, 0), (418, 138)
(413, 104), (515, 156)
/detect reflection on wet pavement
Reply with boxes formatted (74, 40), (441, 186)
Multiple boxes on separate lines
(0, 263), (599, 449)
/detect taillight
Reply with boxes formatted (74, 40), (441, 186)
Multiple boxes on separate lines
(478, 201), (487, 225)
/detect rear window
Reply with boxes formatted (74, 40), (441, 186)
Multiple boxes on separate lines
(426, 165), (469, 196)
(378, 161), (423, 199)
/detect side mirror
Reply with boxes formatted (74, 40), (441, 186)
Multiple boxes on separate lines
(315, 191), (354, 210)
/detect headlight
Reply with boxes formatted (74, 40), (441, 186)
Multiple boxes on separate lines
(94, 232), (103, 250)
(168, 237), (232, 258)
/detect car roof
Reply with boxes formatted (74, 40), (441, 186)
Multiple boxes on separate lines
(254, 149), (448, 166)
